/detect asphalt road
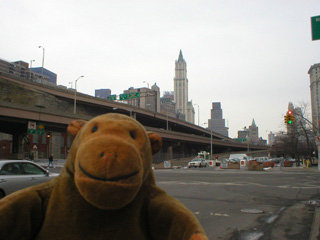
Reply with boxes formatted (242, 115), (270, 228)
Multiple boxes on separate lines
(154, 167), (320, 240)
(48, 165), (320, 240)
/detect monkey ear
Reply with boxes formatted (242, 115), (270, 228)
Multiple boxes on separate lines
(148, 132), (162, 155)
(67, 120), (87, 136)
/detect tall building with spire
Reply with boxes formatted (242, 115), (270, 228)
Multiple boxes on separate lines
(237, 119), (259, 143)
(173, 50), (194, 123)
(249, 119), (259, 144)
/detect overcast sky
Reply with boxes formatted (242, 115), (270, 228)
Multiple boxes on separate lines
(1, 0), (319, 140)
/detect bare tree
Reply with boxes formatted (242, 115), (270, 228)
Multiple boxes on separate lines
(271, 102), (315, 164)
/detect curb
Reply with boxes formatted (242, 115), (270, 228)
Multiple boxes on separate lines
(310, 206), (320, 240)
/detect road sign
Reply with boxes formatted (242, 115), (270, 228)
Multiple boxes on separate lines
(164, 161), (171, 168)
(37, 122), (45, 135)
(129, 92), (140, 99)
(28, 121), (36, 134)
(120, 93), (128, 100)
(311, 15), (320, 41)
(109, 94), (117, 101)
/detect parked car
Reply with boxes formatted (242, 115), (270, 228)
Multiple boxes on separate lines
(0, 160), (59, 199)
(188, 158), (207, 168)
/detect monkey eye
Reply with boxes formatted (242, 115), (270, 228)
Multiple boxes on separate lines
(92, 125), (98, 133)
(130, 131), (136, 139)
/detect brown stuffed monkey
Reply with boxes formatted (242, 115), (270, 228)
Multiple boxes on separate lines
(0, 113), (208, 240)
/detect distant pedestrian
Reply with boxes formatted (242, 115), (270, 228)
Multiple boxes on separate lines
(30, 153), (34, 161)
(48, 154), (54, 168)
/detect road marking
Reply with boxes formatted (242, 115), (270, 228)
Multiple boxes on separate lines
(157, 181), (320, 189)
(211, 213), (229, 217)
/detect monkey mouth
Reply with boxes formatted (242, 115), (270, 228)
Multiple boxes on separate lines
(79, 163), (139, 182)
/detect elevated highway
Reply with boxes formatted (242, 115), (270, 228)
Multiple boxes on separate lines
(0, 72), (269, 161)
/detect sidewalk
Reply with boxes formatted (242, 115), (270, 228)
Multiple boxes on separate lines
(34, 158), (66, 168)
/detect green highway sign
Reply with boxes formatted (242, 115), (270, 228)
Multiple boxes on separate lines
(311, 15), (320, 41)
(109, 94), (117, 101)
(27, 121), (36, 134)
(37, 122), (45, 135)
(129, 92), (140, 99)
(120, 93), (128, 100)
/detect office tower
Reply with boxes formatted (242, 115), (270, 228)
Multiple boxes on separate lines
(208, 102), (228, 137)
(173, 50), (194, 123)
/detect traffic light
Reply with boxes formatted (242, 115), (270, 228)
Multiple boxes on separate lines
(46, 132), (51, 138)
(284, 115), (288, 123)
(286, 111), (295, 125)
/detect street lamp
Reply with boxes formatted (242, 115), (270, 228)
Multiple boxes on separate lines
(166, 112), (169, 131)
(30, 60), (35, 68)
(74, 75), (84, 114)
(246, 134), (250, 153)
(38, 46), (45, 83)
(29, 60), (35, 81)
(194, 104), (200, 126)
(203, 122), (213, 159)
(143, 81), (149, 88)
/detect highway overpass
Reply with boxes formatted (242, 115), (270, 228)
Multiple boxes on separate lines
(0, 72), (269, 162)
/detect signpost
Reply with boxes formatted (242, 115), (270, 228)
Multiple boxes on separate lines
(37, 122), (45, 135)
(119, 92), (140, 100)
(311, 15), (320, 41)
(109, 95), (117, 101)
(129, 92), (140, 99)
(27, 121), (36, 134)
(120, 93), (128, 100)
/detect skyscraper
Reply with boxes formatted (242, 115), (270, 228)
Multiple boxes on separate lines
(173, 50), (194, 123)
(208, 102), (228, 137)
(249, 119), (259, 144)
(95, 89), (111, 99)
(308, 63), (320, 130)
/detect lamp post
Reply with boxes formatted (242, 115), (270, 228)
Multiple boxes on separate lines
(38, 46), (45, 83)
(29, 60), (35, 81)
(166, 112), (169, 131)
(30, 60), (35, 68)
(143, 81), (149, 88)
(74, 75), (84, 114)
(194, 104), (200, 126)
(203, 122), (213, 159)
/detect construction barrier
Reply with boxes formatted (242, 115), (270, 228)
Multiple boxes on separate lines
(208, 160), (215, 167)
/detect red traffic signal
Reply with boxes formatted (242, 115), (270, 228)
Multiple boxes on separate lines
(285, 111), (295, 125)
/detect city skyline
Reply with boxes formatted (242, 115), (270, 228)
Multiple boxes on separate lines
(1, 1), (319, 140)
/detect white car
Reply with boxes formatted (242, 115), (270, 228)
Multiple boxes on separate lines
(188, 158), (207, 168)
(0, 160), (59, 199)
